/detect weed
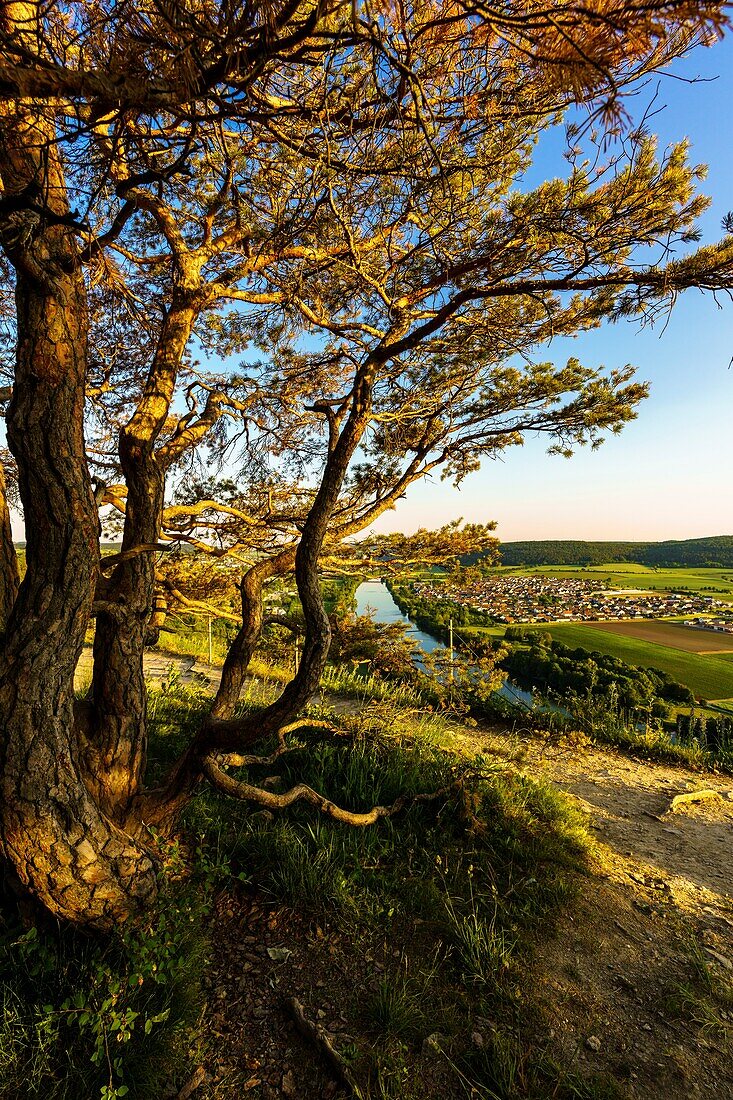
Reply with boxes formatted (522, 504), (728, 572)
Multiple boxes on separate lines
(665, 935), (733, 1044)
(452, 1032), (624, 1099)
(363, 967), (426, 1040)
(0, 845), (215, 1099)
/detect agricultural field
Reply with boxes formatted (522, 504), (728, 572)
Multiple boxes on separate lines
(413, 564), (733, 702)
(492, 562), (733, 601)
(541, 622), (733, 702)
(589, 619), (733, 653)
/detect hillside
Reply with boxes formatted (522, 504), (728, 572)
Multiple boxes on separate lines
(493, 536), (733, 568)
(68, 653), (733, 1099)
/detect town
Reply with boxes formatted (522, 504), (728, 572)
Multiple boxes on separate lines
(410, 574), (729, 625)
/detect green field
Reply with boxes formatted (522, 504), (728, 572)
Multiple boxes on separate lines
(463, 620), (733, 701)
(491, 563), (733, 601)
(542, 622), (733, 701)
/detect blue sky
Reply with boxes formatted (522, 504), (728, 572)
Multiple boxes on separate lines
(373, 34), (733, 542)
(11, 34), (730, 546)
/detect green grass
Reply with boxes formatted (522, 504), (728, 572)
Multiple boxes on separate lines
(363, 968), (428, 1040)
(0, 876), (209, 1100)
(0, 678), (669, 1098)
(538, 623), (733, 700)
(152, 615), (233, 664)
(665, 935), (733, 1046)
(463, 619), (733, 702)
(165, 688), (599, 1099)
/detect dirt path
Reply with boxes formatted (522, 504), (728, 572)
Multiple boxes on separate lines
(515, 734), (733, 913)
(75, 647), (224, 690)
(481, 731), (733, 1099)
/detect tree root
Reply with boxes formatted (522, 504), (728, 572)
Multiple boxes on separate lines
(218, 719), (347, 768)
(284, 996), (362, 1097)
(202, 752), (462, 827)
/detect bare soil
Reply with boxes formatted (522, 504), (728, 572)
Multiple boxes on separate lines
(590, 620), (733, 654)
(506, 730), (733, 1100)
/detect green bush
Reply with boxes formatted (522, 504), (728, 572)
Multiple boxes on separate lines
(0, 876), (208, 1099)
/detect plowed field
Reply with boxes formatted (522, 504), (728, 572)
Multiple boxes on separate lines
(592, 619), (733, 653)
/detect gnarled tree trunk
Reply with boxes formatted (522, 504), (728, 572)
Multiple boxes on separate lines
(209, 549), (295, 721)
(90, 298), (198, 818)
(0, 63), (156, 926)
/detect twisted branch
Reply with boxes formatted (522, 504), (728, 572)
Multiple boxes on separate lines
(201, 754), (461, 827)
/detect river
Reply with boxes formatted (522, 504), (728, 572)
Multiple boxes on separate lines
(354, 579), (444, 654)
(354, 579), (535, 708)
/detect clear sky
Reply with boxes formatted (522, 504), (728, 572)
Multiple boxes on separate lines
(372, 34), (733, 543)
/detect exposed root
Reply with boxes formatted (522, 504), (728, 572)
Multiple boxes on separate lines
(284, 996), (361, 1097)
(218, 720), (347, 768)
(202, 753), (461, 827)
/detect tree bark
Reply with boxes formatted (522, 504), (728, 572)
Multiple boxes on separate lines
(209, 549), (295, 721)
(90, 299), (197, 818)
(0, 35), (157, 925)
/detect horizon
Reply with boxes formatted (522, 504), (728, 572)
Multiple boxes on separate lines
(13, 533), (733, 549)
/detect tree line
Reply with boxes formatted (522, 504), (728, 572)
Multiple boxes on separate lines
(472, 536), (733, 568)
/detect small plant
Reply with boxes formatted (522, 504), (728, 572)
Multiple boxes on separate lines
(0, 870), (208, 1098)
(363, 971), (425, 1041)
(448, 1030), (624, 1099)
(665, 935), (733, 1044)
(441, 873), (516, 992)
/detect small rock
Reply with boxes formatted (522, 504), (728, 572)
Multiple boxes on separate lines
(586, 1035), (601, 1052)
(267, 946), (292, 963)
(281, 1071), (297, 1097)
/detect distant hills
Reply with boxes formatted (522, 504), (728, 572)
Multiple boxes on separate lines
(494, 536), (733, 568)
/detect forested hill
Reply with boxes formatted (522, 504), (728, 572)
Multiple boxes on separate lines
(492, 536), (733, 567)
